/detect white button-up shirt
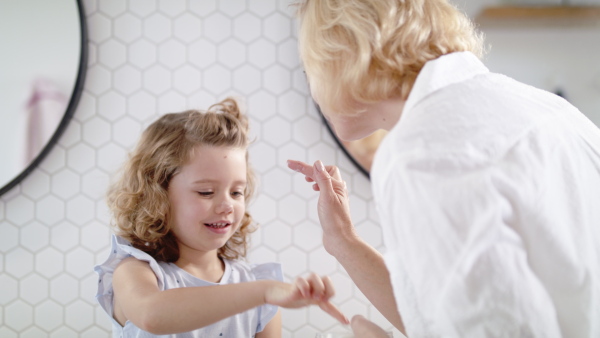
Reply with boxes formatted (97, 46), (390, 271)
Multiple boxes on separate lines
(372, 51), (600, 337)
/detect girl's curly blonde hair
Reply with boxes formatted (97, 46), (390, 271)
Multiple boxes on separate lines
(296, 0), (485, 115)
(107, 98), (256, 262)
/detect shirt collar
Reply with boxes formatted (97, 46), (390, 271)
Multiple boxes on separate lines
(403, 51), (489, 115)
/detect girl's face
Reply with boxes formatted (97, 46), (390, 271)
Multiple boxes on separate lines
(167, 145), (247, 256)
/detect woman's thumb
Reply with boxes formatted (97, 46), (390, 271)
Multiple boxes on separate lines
(313, 160), (334, 192)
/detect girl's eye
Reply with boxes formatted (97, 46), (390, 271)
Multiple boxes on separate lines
(231, 191), (244, 197)
(197, 192), (213, 196)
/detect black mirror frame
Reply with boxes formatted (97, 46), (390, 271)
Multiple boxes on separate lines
(0, 0), (88, 196)
(314, 102), (371, 179)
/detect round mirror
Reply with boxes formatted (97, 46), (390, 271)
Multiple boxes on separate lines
(316, 104), (387, 179)
(0, 0), (87, 196)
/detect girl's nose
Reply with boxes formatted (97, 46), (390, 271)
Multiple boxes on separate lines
(215, 200), (233, 214)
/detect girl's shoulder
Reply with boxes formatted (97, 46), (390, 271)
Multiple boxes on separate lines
(224, 259), (283, 284)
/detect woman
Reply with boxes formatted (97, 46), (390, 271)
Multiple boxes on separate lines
(288, 0), (600, 337)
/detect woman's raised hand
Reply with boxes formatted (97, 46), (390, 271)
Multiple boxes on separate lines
(287, 159), (358, 257)
(264, 273), (349, 325)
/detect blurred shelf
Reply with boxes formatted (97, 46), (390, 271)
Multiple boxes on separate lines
(476, 6), (600, 28)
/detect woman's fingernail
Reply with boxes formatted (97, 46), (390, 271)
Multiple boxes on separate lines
(315, 160), (325, 172)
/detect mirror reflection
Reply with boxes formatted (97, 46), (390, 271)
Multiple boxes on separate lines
(0, 0), (82, 194)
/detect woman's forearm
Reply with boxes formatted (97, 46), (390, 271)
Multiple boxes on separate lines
(332, 236), (406, 334)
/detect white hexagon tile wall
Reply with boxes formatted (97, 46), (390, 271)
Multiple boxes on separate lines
(0, 0), (398, 337)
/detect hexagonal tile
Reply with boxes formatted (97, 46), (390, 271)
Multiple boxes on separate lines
(349, 195), (367, 224)
(128, 91), (157, 122)
(81, 326), (110, 338)
(51, 168), (80, 199)
(34, 300), (64, 331)
(278, 91), (307, 122)
(292, 67), (310, 95)
(57, 119), (82, 148)
(204, 13), (231, 42)
(129, 0), (157, 17)
(113, 117), (142, 148)
(309, 247), (338, 275)
(5, 248), (34, 278)
(232, 65), (260, 95)
(281, 308), (308, 331)
(98, 40), (126, 70)
(85, 65), (111, 95)
(98, 0), (125, 16)
(66, 248), (94, 278)
(248, 91), (276, 121)
(249, 0), (277, 17)
(218, 0), (246, 17)
(39, 146), (66, 174)
(189, 39), (217, 69)
(278, 142), (307, 168)
(81, 169), (109, 200)
(21, 170), (50, 200)
(218, 39), (246, 69)
(308, 305), (337, 331)
(355, 220), (383, 249)
(264, 64), (291, 95)
(233, 13), (260, 43)
(114, 13), (142, 43)
(203, 65), (231, 95)
(247, 246), (277, 264)
(4, 300), (33, 331)
(0, 224), (17, 252)
(86, 13), (111, 44)
(248, 39), (276, 69)
(73, 92), (96, 123)
(49, 327), (78, 338)
(35, 195), (65, 226)
(50, 276), (80, 308)
(0, 274), (18, 304)
(144, 65), (171, 95)
(189, 0), (216, 16)
(82, 117), (111, 147)
(66, 195), (95, 225)
(293, 220), (322, 252)
(247, 194), (277, 225)
(128, 39), (157, 69)
(261, 167), (292, 199)
(97, 143), (127, 173)
(173, 65), (201, 95)
(329, 272), (354, 303)
(20, 326), (47, 338)
(308, 143), (337, 166)
(144, 13), (171, 43)
(158, 40), (186, 68)
(81, 271), (102, 303)
(173, 13), (202, 43)
(264, 13), (291, 43)
(278, 195), (307, 225)
(81, 222), (110, 252)
(6, 195), (34, 224)
(50, 222), (79, 252)
(67, 143), (96, 173)
(19, 222), (49, 252)
(248, 142), (276, 174)
(19, 273), (48, 305)
(158, 0), (186, 16)
(263, 222), (292, 252)
(35, 247), (64, 278)
(87, 42), (97, 66)
(98, 91), (127, 121)
(0, 328), (17, 338)
(114, 65), (142, 95)
(278, 39), (300, 69)
(158, 92), (187, 113)
(263, 117), (292, 147)
(279, 246), (307, 277)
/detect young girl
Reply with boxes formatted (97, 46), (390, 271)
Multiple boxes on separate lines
(95, 98), (348, 337)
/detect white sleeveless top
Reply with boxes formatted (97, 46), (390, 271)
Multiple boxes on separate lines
(95, 235), (283, 338)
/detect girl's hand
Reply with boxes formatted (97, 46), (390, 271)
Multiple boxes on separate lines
(287, 159), (358, 257)
(265, 273), (349, 325)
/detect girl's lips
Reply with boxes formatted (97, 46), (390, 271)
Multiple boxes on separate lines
(204, 223), (231, 234)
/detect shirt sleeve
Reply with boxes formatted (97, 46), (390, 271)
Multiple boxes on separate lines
(251, 262), (283, 332)
(94, 235), (166, 324)
(378, 154), (562, 337)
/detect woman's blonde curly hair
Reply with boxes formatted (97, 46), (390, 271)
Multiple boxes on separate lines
(296, 0), (485, 115)
(107, 98), (256, 262)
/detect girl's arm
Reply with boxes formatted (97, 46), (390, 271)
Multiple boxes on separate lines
(255, 310), (281, 338)
(112, 257), (347, 335)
